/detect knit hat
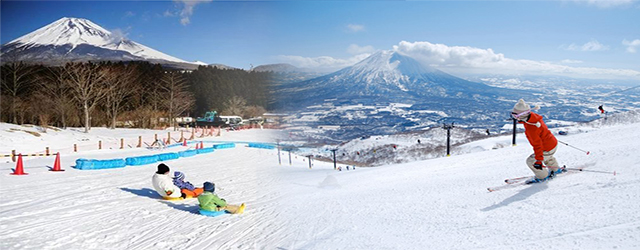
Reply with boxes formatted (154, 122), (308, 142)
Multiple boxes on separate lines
(174, 171), (185, 180)
(512, 99), (530, 113)
(156, 163), (170, 174)
(203, 182), (215, 192)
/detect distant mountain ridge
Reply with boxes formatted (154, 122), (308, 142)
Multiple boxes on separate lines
(276, 50), (519, 109)
(1, 17), (201, 69)
(273, 50), (529, 143)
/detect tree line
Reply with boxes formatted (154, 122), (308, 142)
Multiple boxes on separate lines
(0, 60), (273, 132)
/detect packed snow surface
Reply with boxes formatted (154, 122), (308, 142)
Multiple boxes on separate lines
(1, 121), (639, 249)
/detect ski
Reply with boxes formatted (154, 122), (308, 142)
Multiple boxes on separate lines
(504, 176), (531, 184)
(488, 166), (576, 192)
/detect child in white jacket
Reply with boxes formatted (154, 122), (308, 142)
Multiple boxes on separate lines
(152, 163), (182, 199)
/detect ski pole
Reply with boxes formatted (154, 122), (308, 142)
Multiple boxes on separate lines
(558, 140), (590, 155)
(563, 167), (616, 175)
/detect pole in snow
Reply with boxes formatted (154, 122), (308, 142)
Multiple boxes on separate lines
(330, 149), (338, 170)
(558, 140), (590, 155)
(307, 155), (312, 169)
(512, 118), (517, 146)
(277, 141), (281, 165)
(443, 122), (455, 156)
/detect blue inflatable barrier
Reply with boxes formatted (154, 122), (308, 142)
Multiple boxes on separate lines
(247, 143), (275, 150)
(75, 158), (126, 170)
(196, 147), (215, 154)
(156, 152), (180, 161)
(179, 149), (198, 158)
(212, 143), (235, 149)
(199, 209), (228, 217)
(125, 155), (160, 166)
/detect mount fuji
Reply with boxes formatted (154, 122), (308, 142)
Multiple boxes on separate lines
(1, 17), (199, 68)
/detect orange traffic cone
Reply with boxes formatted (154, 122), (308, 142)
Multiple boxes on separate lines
(50, 153), (64, 172)
(10, 154), (28, 175)
(183, 139), (187, 147)
(195, 142), (199, 149)
(200, 141), (204, 149)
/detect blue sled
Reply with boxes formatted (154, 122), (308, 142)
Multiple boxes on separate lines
(199, 209), (228, 217)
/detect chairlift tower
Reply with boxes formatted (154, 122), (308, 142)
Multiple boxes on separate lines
(512, 117), (517, 146)
(443, 122), (455, 156)
(330, 148), (338, 170)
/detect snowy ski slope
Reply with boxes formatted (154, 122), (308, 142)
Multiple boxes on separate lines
(1, 121), (639, 249)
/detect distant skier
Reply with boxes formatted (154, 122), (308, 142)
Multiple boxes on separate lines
(486, 129), (490, 136)
(417, 139), (421, 144)
(598, 105), (605, 114)
(511, 99), (561, 181)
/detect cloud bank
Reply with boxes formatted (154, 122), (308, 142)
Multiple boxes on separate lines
(393, 41), (639, 80)
(276, 41), (639, 80)
(276, 53), (371, 72)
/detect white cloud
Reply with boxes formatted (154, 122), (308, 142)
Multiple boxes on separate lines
(276, 53), (372, 72)
(108, 28), (130, 43)
(563, 40), (609, 51)
(393, 40), (639, 80)
(560, 59), (584, 64)
(163, 10), (176, 17)
(347, 44), (375, 55)
(567, 0), (637, 8)
(622, 39), (640, 53)
(173, 0), (212, 26)
(346, 24), (365, 33)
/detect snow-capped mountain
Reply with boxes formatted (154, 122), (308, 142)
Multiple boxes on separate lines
(274, 50), (529, 143)
(276, 50), (519, 108)
(1, 17), (196, 68)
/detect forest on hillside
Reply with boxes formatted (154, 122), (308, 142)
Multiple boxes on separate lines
(0, 61), (274, 132)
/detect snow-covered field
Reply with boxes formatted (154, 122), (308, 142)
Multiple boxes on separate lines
(1, 120), (639, 249)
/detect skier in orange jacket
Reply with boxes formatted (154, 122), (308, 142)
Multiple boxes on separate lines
(512, 99), (561, 181)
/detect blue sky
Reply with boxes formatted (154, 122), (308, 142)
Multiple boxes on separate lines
(1, 0), (639, 79)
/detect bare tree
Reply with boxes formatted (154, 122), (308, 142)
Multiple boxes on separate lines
(159, 71), (194, 130)
(0, 59), (39, 124)
(103, 64), (140, 129)
(62, 62), (111, 133)
(223, 95), (247, 116)
(243, 105), (267, 118)
(35, 67), (76, 128)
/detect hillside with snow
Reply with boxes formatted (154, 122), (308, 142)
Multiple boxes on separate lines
(1, 111), (639, 249)
(1, 17), (201, 69)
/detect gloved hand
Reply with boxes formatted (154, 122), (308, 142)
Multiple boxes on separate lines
(533, 161), (543, 170)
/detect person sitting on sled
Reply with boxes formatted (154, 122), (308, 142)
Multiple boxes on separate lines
(198, 182), (244, 214)
(511, 99), (562, 181)
(152, 163), (182, 199)
(173, 171), (204, 198)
